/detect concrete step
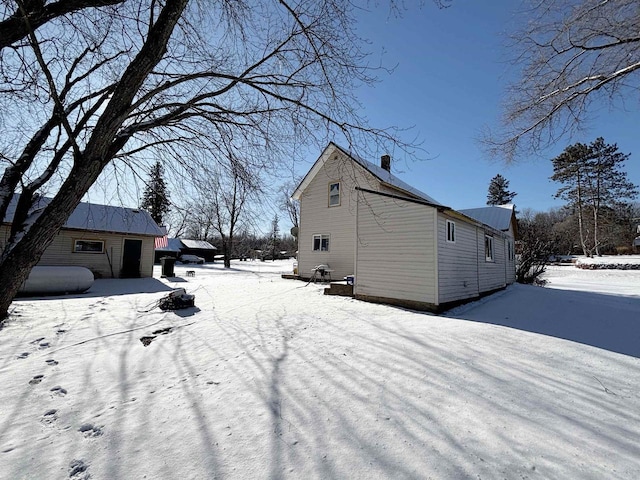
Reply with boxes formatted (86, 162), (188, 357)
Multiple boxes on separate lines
(324, 282), (353, 297)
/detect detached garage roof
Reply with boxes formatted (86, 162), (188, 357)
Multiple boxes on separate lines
(181, 239), (217, 250)
(459, 205), (515, 232)
(4, 195), (164, 237)
(156, 238), (217, 252)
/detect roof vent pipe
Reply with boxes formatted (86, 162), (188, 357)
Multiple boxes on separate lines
(381, 154), (391, 172)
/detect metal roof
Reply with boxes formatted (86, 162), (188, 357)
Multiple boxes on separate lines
(4, 195), (164, 236)
(292, 142), (442, 206)
(180, 239), (217, 250)
(458, 205), (515, 232)
(155, 238), (218, 251)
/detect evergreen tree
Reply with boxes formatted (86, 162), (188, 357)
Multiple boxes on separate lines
(141, 161), (171, 225)
(551, 138), (637, 256)
(487, 174), (516, 205)
(270, 214), (280, 261)
(551, 142), (591, 256)
(584, 138), (637, 255)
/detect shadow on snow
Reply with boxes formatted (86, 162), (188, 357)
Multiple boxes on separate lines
(450, 284), (640, 358)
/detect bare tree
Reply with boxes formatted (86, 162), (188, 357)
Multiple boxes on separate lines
(485, 0), (640, 161)
(516, 209), (556, 284)
(0, 1), (444, 320)
(186, 161), (260, 268)
(0, 0), (124, 49)
(278, 180), (300, 229)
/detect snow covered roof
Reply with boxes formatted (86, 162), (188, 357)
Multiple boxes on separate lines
(181, 239), (217, 250)
(155, 238), (218, 252)
(155, 237), (183, 252)
(4, 195), (164, 237)
(459, 205), (515, 232)
(293, 142), (442, 206)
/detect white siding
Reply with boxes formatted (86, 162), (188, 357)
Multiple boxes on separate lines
(437, 213), (481, 303)
(0, 226), (155, 278)
(355, 191), (437, 305)
(477, 230), (508, 293)
(298, 151), (380, 280)
(437, 213), (515, 304)
(505, 237), (516, 284)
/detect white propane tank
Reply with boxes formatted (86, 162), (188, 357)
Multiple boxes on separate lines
(18, 266), (94, 295)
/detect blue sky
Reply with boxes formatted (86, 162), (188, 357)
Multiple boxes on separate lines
(294, 1), (640, 212)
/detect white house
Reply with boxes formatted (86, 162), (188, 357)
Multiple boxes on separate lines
(292, 143), (516, 311)
(1, 196), (164, 278)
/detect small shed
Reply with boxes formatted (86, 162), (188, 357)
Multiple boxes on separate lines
(154, 238), (217, 263)
(1, 196), (163, 278)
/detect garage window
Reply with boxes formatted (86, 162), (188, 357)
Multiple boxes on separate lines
(74, 239), (104, 253)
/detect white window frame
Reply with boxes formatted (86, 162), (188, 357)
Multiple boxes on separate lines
(446, 220), (455, 243)
(312, 234), (330, 252)
(73, 239), (105, 254)
(328, 182), (340, 207)
(485, 234), (494, 262)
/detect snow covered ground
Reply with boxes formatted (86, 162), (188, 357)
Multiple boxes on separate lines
(1, 260), (639, 479)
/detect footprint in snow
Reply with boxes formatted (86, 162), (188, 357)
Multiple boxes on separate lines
(69, 459), (90, 478)
(41, 409), (58, 425)
(46, 359), (59, 366)
(16, 352), (30, 359)
(30, 337), (45, 345)
(51, 386), (67, 396)
(29, 375), (44, 385)
(78, 423), (103, 438)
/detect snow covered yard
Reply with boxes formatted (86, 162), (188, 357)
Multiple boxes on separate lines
(1, 260), (639, 479)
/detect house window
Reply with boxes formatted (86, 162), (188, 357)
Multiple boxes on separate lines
(446, 220), (455, 242)
(485, 235), (494, 262)
(328, 182), (340, 207)
(74, 239), (104, 253)
(507, 240), (514, 261)
(312, 234), (330, 252)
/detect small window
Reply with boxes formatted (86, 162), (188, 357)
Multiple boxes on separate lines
(328, 182), (340, 207)
(312, 234), (330, 252)
(446, 220), (455, 243)
(485, 235), (494, 262)
(74, 239), (104, 253)
(507, 240), (514, 261)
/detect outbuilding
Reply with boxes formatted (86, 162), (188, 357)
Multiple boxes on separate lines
(1, 196), (164, 278)
(154, 238), (217, 263)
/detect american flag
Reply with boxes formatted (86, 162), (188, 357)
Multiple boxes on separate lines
(155, 226), (168, 249)
(154, 235), (168, 249)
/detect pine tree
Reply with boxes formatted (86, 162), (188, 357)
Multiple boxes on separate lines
(141, 161), (171, 225)
(270, 214), (280, 261)
(551, 138), (637, 256)
(551, 142), (591, 256)
(487, 174), (516, 205)
(584, 138), (637, 255)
